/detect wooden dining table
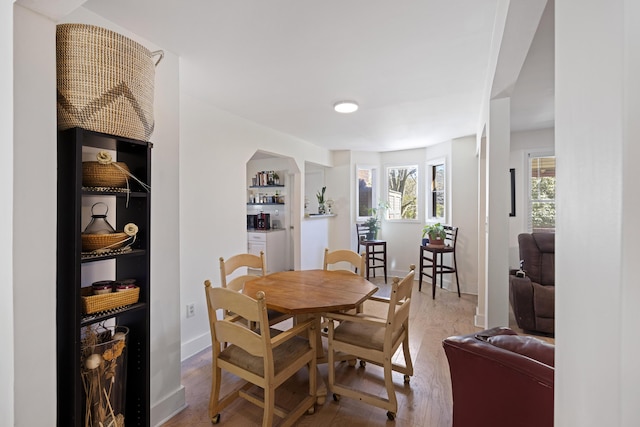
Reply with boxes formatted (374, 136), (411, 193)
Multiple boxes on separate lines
(243, 269), (379, 403)
(243, 269), (379, 316)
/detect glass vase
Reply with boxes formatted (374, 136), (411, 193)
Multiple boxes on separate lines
(318, 203), (326, 214)
(81, 325), (129, 427)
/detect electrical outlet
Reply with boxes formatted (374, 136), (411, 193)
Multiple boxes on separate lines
(186, 303), (195, 318)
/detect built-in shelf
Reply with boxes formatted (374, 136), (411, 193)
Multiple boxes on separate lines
(247, 202), (285, 206)
(305, 213), (336, 218)
(249, 184), (285, 189)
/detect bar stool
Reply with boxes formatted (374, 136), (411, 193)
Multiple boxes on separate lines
(419, 225), (460, 299)
(356, 223), (388, 283)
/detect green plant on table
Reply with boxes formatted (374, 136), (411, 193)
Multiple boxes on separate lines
(422, 222), (446, 240)
(363, 202), (389, 238)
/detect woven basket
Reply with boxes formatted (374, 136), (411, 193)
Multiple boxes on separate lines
(56, 23), (157, 141)
(81, 286), (140, 314)
(82, 232), (131, 252)
(83, 161), (130, 188)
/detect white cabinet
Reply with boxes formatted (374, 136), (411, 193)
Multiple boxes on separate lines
(248, 230), (287, 274)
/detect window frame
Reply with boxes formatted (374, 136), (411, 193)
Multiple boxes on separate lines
(356, 164), (378, 221)
(426, 158), (446, 222)
(385, 164), (419, 222)
(527, 150), (556, 233)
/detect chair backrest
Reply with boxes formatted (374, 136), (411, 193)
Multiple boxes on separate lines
(356, 223), (371, 248)
(204, 281), (271, 358)
(219, 252), (266, 292)
(443, 225), (459, 248)
(323, 248), (365, 276)
(518, 233), (555, 286)
(384, 265), (415, 347)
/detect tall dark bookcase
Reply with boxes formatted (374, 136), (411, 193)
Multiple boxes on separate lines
(57, 127), (151, 426)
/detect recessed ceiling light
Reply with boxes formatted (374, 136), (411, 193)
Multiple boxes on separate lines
(334, 101), (359, 113)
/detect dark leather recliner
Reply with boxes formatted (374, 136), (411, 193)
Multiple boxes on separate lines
(442, 327), (554, 427)
(509, 233), (555, 334)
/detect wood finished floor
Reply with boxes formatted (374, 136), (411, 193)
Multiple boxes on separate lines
(161, 278), (553, 427)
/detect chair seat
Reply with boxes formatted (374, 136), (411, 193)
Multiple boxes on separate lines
(334, 314), (405, 351)
(219, 328), (311, 377)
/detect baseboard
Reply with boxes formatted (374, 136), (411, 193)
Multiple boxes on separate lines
(151, 385), (186, 427)
(474, 313), (486, 328)
(181, 331), (211, 361)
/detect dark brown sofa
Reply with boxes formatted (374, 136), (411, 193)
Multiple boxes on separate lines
(509, 233), (555, 334)
(443, 327), (554, 427)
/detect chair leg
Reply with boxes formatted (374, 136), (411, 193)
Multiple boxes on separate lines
(453, 251), (460, 297)
(402, 335), (414, 377)
(439, 253), (444, 289)
(418, 247), (424, 291)
(383, 247), (388, 283)
(209, 366), (222, 422)
(432, 253), (437, 299)
(383, 360), (398, 415)
(262, 385), (276, 427)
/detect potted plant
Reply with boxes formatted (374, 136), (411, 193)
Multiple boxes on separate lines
(422, 223), (446, 247)
(316, 186), (326, 214)
(363, 202), (389, 240)
(363, 216), (379, 240)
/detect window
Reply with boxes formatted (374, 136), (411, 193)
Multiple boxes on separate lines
(428, 161), (445, 220)
(356, 166), (376, 219)
(529, 154), (556, 232)
(387, 165), (418, 220)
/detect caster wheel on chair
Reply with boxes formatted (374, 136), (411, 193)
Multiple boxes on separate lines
(387, 411), (396, 421)
(348, 358), (357, 367)
(211, 413), (221, 424)
(359, 360), (366, 368)
(404, 374), (411, 383)
(333, 393), (341, 402)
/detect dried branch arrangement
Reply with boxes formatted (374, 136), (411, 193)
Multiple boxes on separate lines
(80, 325), (128, 427)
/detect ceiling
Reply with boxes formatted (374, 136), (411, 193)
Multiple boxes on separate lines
(79, 0), (554, 152)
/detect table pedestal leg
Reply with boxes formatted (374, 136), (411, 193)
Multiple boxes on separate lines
(295, 313), (327, 404)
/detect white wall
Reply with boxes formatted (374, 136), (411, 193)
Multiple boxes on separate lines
(179, 92), (332, 361)
(1, 1), (13, 424)
(556, 1), (640, 425)
(326, 150), (352, 251)
(13, 7), (58, 425)
(484, 97), (510, 328)
(451, 135), (480, 295)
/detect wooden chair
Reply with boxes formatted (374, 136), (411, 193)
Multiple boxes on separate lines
(204, 282), (317, 426)
(323, 248), (365, 276)
(321, 248), (367, 333)
(356, 223), (388, 283)
(418, 225), (460, 299)
(219, 252), (292, 327)
(325, 265), (415, 421)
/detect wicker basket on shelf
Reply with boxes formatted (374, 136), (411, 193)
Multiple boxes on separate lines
(82, 161), (130, 188)
(56, 23), (161, 141)
(81, 286), (140, 314)
(81, 232), (131, 252)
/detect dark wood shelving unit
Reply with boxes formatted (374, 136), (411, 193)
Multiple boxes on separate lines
(57, 127), (151, 426)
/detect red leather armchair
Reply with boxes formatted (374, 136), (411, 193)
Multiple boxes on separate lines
(442, 327), (554, 427)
